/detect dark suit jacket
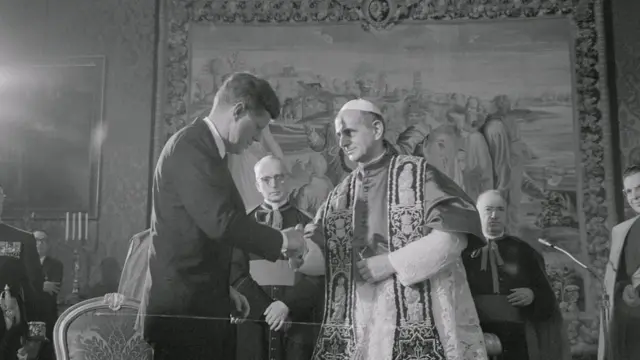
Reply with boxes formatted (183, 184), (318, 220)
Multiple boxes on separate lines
(141, 118), (285, 345)
(41, 256), (63, 319)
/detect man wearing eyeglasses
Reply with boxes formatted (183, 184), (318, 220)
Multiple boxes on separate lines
(0, 184), (45, 360)
(230, 155), (324, 360)
(600, 164), (640, 360)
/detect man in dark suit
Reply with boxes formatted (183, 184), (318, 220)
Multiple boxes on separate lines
(140, 72), (307, 360)
(0, 184), (45, 359)
(34, 231), (63, 343)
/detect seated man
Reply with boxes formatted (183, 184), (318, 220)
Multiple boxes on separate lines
(463, 190), (569, 360)
(230, 156), (324, 360)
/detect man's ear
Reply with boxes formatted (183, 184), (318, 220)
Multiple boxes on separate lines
(373, 119), (385, 140)
(232, 102), (246, 121)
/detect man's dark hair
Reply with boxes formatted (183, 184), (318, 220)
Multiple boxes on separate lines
(627, 146), (640, 167)
(214, 72), (281, 120)
(623, 163), (640, 180)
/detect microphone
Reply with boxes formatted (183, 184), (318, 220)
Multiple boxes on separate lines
(538, 238), (612, 358)
(537, 238), (589, 270)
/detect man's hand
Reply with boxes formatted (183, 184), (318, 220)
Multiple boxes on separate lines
(43, 281), (61, 296)
(230, 287), (250, 324)
(17, 340), (42, 360)
(264, 301), (289, 331)
(507, 288), (535, 307)
(288, 255), (304, 271)
(282, 225), (307, 258)
(623, 284), (640, 307)
(356, 254), (396, 283)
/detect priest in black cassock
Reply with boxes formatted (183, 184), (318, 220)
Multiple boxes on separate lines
(230, 155), (324, 360)
(463, 190), (570, 360)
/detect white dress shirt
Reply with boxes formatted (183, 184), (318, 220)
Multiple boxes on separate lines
(202, 117), (289, 253)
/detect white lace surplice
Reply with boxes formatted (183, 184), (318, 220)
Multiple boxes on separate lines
(298, 230), (487, 360)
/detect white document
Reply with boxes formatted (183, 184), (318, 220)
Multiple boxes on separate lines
(249, 259), (296, 286)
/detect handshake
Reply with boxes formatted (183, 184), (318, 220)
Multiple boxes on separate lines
(281, 224), (311, 259)
(281, 224), (325, 276)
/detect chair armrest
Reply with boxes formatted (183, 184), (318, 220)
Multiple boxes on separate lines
(483, 332), (502, 356)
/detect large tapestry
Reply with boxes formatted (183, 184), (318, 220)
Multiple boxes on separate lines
(154, 1), (617, 357)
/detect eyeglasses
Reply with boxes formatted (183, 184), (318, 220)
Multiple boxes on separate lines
(259, 175), (286, 186)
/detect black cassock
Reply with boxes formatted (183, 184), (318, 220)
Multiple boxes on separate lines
(230, 202), (324, 360)
(463, 235), (568, 360)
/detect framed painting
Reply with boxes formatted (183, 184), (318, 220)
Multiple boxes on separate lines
(0, 56), (106, 219)
(153, 0), (616, 356)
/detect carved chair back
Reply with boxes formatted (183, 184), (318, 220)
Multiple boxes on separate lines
(53, 293), (152, 360)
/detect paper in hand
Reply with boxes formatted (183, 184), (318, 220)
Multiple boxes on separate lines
(250, 260), (296, 286)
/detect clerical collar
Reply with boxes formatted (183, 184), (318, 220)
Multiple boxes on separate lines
(262, 199), (290, 211)
(357, 147), (394, 173)
(484, 232), (506, 241)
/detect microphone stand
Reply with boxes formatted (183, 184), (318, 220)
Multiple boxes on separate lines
(537, 239), (612, 359)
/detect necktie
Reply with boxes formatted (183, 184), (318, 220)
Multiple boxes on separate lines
(480, 239), (504, 294)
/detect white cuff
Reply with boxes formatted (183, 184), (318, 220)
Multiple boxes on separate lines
(280, 231), (288, 255)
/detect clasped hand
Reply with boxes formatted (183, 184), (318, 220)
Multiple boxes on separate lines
(43, 281), (61, 295)
(356, 254), (395, 283)
(507, 287), (534, 307)
(282, 224), (307, 258)
(622, 284), (640, 307)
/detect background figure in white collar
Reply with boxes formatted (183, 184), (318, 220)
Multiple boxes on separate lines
(463, 190), (569, 360)
(229, 126), (285, 212)
(230, 155), (324, 360)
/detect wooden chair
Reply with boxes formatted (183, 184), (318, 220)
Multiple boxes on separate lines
(53, 293), (152, 360)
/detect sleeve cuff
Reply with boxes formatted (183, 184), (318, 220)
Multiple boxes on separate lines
(280, 231), (288, 255)
(387, 253), (409, 286)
